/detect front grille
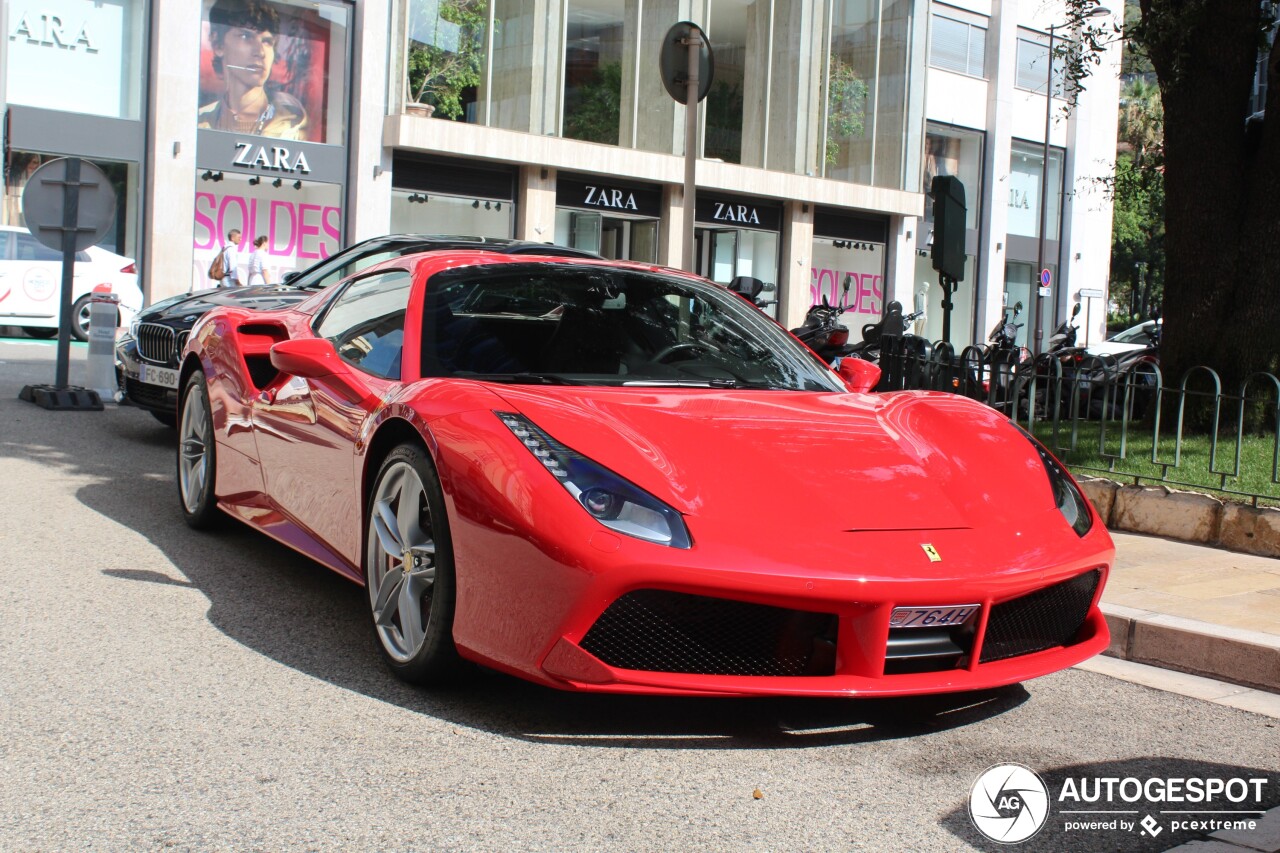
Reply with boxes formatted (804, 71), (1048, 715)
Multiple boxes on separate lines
(137, 323), (178, 365)
(125, 377), (176, 410)
(580, 590), (838, 677)
(979, 570), (1101, 663)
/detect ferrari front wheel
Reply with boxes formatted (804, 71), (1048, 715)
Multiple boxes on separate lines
(178, 370), (221, 529)
(365, 444), (460, 684)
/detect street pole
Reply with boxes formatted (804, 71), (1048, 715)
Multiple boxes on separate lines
(1032, 24), (1056, 357)
(681, 32), (701, 273)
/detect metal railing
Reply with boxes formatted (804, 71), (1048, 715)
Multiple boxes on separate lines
(871, 335), (1280, 506)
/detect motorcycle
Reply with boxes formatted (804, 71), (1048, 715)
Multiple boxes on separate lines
(966, 301), (1032, 413)
(790, 276), (920, 365)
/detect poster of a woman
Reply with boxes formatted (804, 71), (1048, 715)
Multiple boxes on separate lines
(198, 0), (336, 143)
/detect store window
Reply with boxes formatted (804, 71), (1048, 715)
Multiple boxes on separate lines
(1004, 261), (1057, 350)
(930, 13), (986, 78)
(916, 124), (983, 346)
(562, 1), (625, 145)
(825, 0), (925, 190)
(5, 0), (147, 120)
(389, 153), (514, 238)
(198, 0), (351, 144)
(554, 177), (660, 262)
(1008, 141), (1065, 241)
(192, 171), (343, 292)
(695, 194), (780, 318)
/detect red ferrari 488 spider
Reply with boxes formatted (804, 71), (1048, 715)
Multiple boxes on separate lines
(177, 250), (1112, 696)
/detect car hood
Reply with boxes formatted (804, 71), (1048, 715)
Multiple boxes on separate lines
(488, 386), (1058, 540)
(139, 285), (310, 326)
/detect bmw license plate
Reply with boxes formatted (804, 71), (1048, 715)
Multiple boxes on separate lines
(138, 362), (179, 390)
(889, 605), (978, 629)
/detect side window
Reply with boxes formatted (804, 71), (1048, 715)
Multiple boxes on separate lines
(303, 249), (403, 290)
(315, 270), (413, 380)
(15, 233), (61, 261)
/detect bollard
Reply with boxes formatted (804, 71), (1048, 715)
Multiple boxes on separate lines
(87, 284), (120, 402)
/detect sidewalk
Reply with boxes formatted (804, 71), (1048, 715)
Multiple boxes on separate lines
(1101, 531), (1280, 694)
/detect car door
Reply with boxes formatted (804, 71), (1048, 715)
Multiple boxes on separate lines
(7, 231), (81, 323)
(253, 268), (414, 567)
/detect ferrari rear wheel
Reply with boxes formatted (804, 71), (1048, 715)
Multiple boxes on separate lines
(365, 444), (460, 684)
(178, 370), (221, 530)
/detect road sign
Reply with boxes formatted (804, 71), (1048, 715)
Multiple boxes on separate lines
(17, 157), (117, 408)
(1078, 288), (1104, 298)
(659, 22), (714, 105)
(22, 158), (116, 252)
(1040, 268), (1052, 287)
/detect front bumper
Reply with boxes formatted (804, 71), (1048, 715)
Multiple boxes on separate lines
(116, 335), (179, 416)
(527, 565), (1109, 697)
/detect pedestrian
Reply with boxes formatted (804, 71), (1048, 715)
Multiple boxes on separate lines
(219, 228), (242, 288)
(245, 235), (270, 286)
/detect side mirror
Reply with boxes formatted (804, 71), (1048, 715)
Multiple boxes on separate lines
(270, 338), (368, 404)
(1071, 302), (1082, 318)
(838, 357), (881, 394)
(282, 271), (301, 285)
(1015, 301), (1024, 313)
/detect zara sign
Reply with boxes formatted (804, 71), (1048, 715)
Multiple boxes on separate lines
(557, 178), (661, 218)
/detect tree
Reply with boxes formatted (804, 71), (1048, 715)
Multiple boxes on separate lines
(1067, 0), (1279, 394)
(564, 62), (622, 145)
(1110, 77), (1165, 323)
(825, 58), (868, 165)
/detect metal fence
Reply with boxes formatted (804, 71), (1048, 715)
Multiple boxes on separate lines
(872, 335), (1280, 506)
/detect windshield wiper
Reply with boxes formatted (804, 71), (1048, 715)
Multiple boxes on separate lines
(462, 372), (582, 385)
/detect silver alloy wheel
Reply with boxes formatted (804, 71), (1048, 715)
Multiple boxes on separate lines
(366, 461), (438, 662)
(75, 301), (92, 339)
(178, 381), (210, 513)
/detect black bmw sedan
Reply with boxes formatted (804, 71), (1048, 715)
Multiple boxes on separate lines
(117, 235), (598, 425)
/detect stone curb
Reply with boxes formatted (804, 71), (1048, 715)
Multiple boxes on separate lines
(1102, 603), (1280, 693)
(1078, 476), (1280, 558)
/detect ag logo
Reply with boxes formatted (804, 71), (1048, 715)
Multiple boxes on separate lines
(969, 763), (1050, 844)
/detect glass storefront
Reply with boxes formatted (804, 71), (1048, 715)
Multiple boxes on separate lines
(917, 123), (982, 346)
(395, 0), (925, 191)
(562, 0), (625, 145)
(1003, 260), (1057, 350)
(695, 194), (780, 317)
(1008, 140), (1064, 240)
(811, 208), (888, 333)
(825, 0), (923, 189)
(192, 172), (343, 291)
(198, 0), (351, 144)
(392, 192), (512, 238)
(389, 153), (515, 238)
(553, 176), (660, 261)
(5, 0), (147, 120)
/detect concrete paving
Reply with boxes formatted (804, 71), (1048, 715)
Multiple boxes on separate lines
(1104, 532), (1280, 693)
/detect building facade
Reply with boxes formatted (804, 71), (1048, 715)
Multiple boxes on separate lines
(1, 0), (1119, 348)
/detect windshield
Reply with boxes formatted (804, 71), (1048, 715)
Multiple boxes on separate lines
(1109, 321), (1156, 344)
(421, 264), (843, 391)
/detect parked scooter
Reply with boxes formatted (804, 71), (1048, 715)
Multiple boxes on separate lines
(969, 301), (1032, 413)
(790, 278), (854, 363)
(790, 276), (920, 365)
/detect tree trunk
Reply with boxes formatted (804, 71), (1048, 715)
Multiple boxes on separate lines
(1139, 0), (1280, 421)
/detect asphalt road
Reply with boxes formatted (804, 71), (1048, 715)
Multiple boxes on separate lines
(1, 338), (1276, 852)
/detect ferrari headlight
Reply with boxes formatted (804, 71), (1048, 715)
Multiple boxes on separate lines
(496, 412), (692, 548)
(1017, 426), (1093, 537)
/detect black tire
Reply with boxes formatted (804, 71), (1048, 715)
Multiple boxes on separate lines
(151, 409), (178, 428)
(177, 371), (222, 529)
(21, 326), (57, 339)
(70, 294), (93, 342)
(364, 443), (462, 684)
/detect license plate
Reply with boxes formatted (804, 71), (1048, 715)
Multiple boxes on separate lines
(138, 362), (179, 390)
(889, 605), (979, 629)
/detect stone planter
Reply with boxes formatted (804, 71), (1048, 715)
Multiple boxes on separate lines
(406, 103), (435, 118)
